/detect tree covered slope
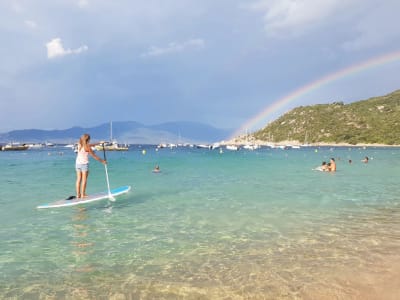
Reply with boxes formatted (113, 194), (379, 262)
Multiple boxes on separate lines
(253, 89), (400, 145)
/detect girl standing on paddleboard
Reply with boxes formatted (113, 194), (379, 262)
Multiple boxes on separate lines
(76, 134), (106, 198)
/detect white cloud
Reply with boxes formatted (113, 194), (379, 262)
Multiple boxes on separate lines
(46, 38), (88, 59)
(141, 38), (205, 58)
(248, 0), (347, 37)
(247, 0), (400, 51)
(77, 0), (89, 8)
(24, 20), (37, 29)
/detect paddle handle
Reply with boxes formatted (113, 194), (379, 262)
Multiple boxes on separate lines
(102, 143), (107, 162)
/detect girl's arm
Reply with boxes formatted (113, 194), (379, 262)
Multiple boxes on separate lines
(87, 146), (106, 164)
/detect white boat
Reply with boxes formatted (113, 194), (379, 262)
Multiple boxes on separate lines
(243, 144), (260, 150)
(95, 141), (128, 151)
(27, 143), (44, 149)
(211, 142), (221, 149)
(45, 141), (55, 147)
(278, 145), (290, 150)
(196, 144), (212, 149)
(226, 145), (239, 151)
(94, 121), (129, 151)
(157, 143), (177, 149)
(1, 142), (29, 151)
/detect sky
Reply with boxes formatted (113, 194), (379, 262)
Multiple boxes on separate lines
(1, 0), (400, 134)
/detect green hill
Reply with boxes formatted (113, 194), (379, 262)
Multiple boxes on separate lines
(252, 89), (400, 145)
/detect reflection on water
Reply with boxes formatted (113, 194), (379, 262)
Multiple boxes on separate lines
(70, 207), (95, 273)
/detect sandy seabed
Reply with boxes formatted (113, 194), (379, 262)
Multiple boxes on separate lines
(5, 253), (400, 300)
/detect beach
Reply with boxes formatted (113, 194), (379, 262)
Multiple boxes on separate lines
(1, 145), (399, 299)
(223, 135), (400, 148)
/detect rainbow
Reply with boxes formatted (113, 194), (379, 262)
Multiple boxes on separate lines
(231, 50), (400, 139)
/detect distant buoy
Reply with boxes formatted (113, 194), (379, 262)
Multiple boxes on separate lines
(142, 149), (146, 155)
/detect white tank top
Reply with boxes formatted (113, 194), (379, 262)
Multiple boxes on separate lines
(76, 146), (89, 164)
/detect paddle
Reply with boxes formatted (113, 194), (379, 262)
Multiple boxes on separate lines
(102, 143), (116, 202)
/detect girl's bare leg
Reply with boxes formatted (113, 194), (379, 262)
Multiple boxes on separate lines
(76, 170), (82, 198)
(81, 171), (89, 197)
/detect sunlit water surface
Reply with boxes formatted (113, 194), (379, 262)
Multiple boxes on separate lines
(1, 146), (399, 299)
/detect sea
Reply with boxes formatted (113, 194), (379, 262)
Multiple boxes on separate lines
(1, 145), (399, 299)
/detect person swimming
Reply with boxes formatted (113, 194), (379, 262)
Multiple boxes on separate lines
(315, 161), (328, 171)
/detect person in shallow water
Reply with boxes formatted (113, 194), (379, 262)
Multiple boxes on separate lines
(329, 158), (336, 172)
(315, 161), (329, 171)
(75, 133), (106, 198)
(320, 161), (329, 171)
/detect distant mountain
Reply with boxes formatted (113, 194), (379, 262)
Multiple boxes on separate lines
(249, 89), (400, 145)
(0, 121), (233, 144)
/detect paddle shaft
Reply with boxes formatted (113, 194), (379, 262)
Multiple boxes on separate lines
(102, 143), (115, 201)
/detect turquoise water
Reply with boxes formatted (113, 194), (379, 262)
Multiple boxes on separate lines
(1, 146), (400, 299)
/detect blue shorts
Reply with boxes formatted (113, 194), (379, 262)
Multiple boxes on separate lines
(76, 163), (89, 172)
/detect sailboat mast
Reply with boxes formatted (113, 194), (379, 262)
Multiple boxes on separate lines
(110, 121), (113, 141)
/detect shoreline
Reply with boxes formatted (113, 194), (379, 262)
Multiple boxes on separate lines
(221, 138), (400, 148)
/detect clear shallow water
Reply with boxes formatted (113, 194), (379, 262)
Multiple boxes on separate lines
(1, 146), (400, 299)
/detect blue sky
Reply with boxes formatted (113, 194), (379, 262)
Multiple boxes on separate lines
(1, 0), (400, 133)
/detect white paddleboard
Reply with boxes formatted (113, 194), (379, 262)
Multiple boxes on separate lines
(37, 185), (131, 209)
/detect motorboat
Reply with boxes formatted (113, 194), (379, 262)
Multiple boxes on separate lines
(226, 145), (239, 151)
(243, 144), (260, 150)
(1, 142), (29, 151)
(95, 141), (129, 151)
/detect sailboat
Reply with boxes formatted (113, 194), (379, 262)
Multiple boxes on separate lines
(301, 131), (311, 147)
(95, 122), (129, 151)
(242, 129), (260, 150)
